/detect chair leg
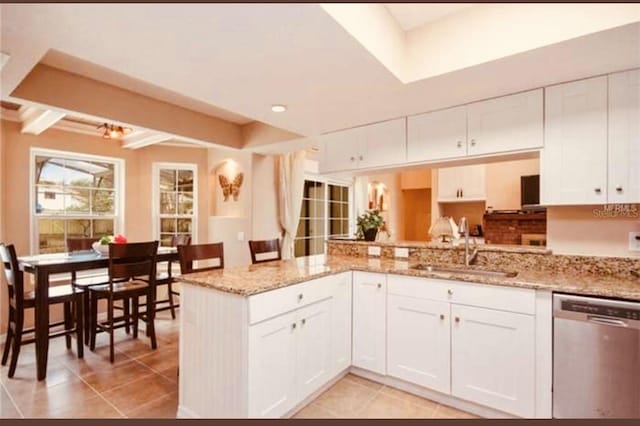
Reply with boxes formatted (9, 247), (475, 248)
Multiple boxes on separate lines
(64, 301), (72, 349)
(132, 297), (139, 339)
(83, 291), (91, 345)
(1, 327), (12, 366)
(90, 295), (98, 351)
(146, 289), (157, 350)
(75, 297), (84, 359)
(108, 298), (115, 363)
(167, 281), (176, 320)
(124, 297), (131, 334)
(8, 318), (23, 378)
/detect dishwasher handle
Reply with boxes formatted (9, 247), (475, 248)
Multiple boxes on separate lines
(587, 316), (629, 328)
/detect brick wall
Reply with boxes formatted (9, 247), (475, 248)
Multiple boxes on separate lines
(483, 212), (547, 245)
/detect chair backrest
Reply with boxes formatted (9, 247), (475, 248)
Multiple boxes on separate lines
(67, 237), (96, 253)
(171, 234), (192, 247)
(178, 243), (224, 274)
(248, 239), (281, 264)
(0, 243), (24, 309)
(108, 241), (159, 287)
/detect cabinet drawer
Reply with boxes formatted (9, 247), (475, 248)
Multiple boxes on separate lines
(387, 274), (535, 315)
(248, 275), (334, 324)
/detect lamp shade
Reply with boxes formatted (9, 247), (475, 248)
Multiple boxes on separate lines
(429, 216), (456, 242)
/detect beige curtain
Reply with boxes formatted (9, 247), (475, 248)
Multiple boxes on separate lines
(277, 150), (306, 259)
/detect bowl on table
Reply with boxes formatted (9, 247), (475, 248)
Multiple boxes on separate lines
(91, 242), (110, 256)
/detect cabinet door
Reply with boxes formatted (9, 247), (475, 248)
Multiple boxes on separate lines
(248, 310), (298, 418)
(407, 106), (468, 162)
(467, 89), (543, 156)
(608, 69), (640, 204)
(319, 126), (363, 173)
(541, 76), (608, 205)
(352, 271), (386, 375)
(451, 304), (535, 418)
(459, 164), (486, 200)
(437, 166), (461, 201)
(296, 298), (333, 400)
(387, 295), (451, 394)
(331, 272), (352, 374)
(359, 118), (407, 169)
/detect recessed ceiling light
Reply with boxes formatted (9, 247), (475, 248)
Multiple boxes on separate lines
(271, 104), (287, 113)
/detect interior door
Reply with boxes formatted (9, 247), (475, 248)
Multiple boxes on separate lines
(387, 295), (451, 394)
(608, 69), (640, 204)
(248, 310), (298, 418)
(407, 106), (468, 162)
(352, 271), (386, 375)
(451, 304), (535, 417)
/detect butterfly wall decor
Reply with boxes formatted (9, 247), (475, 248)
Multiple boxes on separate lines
(218, 173), (244, 202)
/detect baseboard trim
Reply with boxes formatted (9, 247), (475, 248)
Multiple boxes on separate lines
(349, 367), (517, 419)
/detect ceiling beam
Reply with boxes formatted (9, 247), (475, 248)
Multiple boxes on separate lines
(121, 131), (173, 149)
(18, 105), (66, 135)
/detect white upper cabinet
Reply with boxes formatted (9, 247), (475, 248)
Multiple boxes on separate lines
(608, 69), (640, 204)
(467, 89), (543, 156)
(319, 118), (406, 173)
(352, 271), (386, 375)
(437, 164), (486, 202)
(358, 118), (407, 169)
(407, 106), (467, 162)
(541, 76), (608, 205)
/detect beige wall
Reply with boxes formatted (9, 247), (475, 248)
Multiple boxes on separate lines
(400, 169), (432, 190)
(547, 206), (640, 258)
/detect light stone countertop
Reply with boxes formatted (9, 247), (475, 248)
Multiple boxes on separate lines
(176, 254), (640, 301)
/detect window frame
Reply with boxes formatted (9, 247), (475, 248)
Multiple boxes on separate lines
(151, 162), (198, 246)
(29, 148), (125, 254)
(294, 173), (354, 258)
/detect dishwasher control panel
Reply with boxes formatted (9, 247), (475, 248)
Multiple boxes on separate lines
(561, 300), (640, 320)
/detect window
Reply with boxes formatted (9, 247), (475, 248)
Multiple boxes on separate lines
(294, 179), (351, 257)
(153, 164), (197, 247)
(32, 149), (124, 254)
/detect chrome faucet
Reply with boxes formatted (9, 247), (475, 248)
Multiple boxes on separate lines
(458, 217), (479, 266)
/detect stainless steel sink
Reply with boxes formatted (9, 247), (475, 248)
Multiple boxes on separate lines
(411, 264), (518, 278)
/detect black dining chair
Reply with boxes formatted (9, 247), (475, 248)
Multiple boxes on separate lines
(177, 242), (225, 274)
(155, 234), (191, 319)
(88, 241), (159, 363)
(1, 243), (84, 378)
(248, 239), (281, 264)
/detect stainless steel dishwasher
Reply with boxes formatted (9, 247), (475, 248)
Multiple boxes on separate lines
(553, 293), (640, 418)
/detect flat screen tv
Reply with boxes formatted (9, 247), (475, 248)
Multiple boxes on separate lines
(521, 174), (542, 210)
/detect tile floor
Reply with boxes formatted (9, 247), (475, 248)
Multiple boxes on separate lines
(1, 311), (477, 419)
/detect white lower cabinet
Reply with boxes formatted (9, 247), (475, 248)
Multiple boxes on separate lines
(450, 304), (536, 418)
(387, 295), (451, 394)
(331, 272), (352, 374)
(352, 271), (387, 375)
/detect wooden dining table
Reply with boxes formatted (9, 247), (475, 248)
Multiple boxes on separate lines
(18, 247), (178, 380)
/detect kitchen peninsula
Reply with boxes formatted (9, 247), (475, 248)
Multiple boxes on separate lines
(176, 240), (640, 419)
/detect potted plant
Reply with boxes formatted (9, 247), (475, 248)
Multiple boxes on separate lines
(356, 210), (386, 241)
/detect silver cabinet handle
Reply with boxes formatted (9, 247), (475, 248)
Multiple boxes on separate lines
(457, 141), (462, 148)
(440, 314), (445, 320)
(377, 283), (382, 289)
(588, 316), (628, 327)
(298, 294), (303, 302)
(616, 186), (623, 192)
(301, 318), (306, 325)
(447, 289), (453, 296)
(292, 323), (297, 330)
(594, 188), (602, 193)
(470, 139), (476, 147)
(455, 317), (460, 323)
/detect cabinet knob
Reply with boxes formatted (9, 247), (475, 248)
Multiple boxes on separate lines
(470, 139), (476, 147)
(440, 314), (445, 320)
(301, 318), (306, 326)
(291, 323), (297, 330)
(377, 283), (382, 289)
(616, 186), (623, 192)
(298, 293), (304, 302)
(594, 188), (602, 193)
(350, 156), (355, 162)
(447, 289), (453, 296)
(455, 317), (460, 323)
(457, 141), (462, 148)
(359, 155), (364, 161)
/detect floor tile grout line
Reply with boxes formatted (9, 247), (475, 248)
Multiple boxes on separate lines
(125, 389), (179, 418)
(0, 375), (25, 419)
